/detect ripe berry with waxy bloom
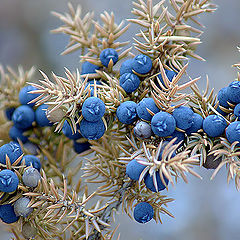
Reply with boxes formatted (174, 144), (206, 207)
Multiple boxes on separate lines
(226, 121), (240, 146)
(22, 155), (41, 172)
(132, 54), (152, 74)
(9, 125), (28, 143)
(136, 98), (159, 121)
(19, 85), (40, 107)
(217, 87), (231, 108)
(226, 81), (240, 103)
(100, 48), (118, 67)
(80, 119), (105, 140)
(0, 204), (19, 224)
(144, 171), (169, 192)
(133, 202), (154, 224)
(0, 142), (23, 165)
(0, 169), (19, 193)
(116, 101), (137, 124)
(203, 114), (227, 137)
(82, 97), (105, 122)
(35, 104), (52, 127)
(172, 106), (194, 130)
(119, 73), (140, 93)
(81, 61), (100, 75)
(185, 113), (203, 135)
(12, 105), (35, 130)
(151, 111), (176, 137)
(126, 159), (146, 181)
(62, 121), (82, 140)
(120, 59), (133, 75)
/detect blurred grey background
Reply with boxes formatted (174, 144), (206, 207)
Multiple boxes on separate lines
(0, 0), (240, 239)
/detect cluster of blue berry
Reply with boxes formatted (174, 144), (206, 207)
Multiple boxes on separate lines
(0, 141), (41, 224)
(216, 81), (240, 145)
(6, 85), (52, 144)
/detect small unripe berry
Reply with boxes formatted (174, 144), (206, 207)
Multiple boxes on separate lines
(22, 222), (37, 239)
(46, 106), (66, 123)
(22, 167), (41, 188)
(14, 197), (33, 217)
(133, 121), (152, 139)
(133, 202), (154, 224)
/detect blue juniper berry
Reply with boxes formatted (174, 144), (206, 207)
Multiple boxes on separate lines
(12, 105), (35, 130)
(82, 97), (105, 122)
(172, 106), (194, 130)
(4, 107), (15, 121)
(119, 73), (140, 94)
(13, 197), (33, 218)
(22, 167), (41, 188)
(9, 125), (28, 143)
(0, 204), (19, 224)
(234, 103), (240, 118)
(62, 121), (82, 140)
(0, 169), (19, 193)
(35, 104), (52, 127)
(116, 101), (137, 124)
(136, 98), (159, 121)
(217, 87), (231, 108)
(120, 59), (134, 75)
(144, 171), (169, 192)
(81, 61), (100, 75)
(185, 113), (203, 135)
(226, 81), (240, 103)
(133, 121), (152, 139)
(73, 141), (91, 154)
(132, 54), (152, 74)
(21, 155), (41, 172)
(133, 202), (154, 224)
(19, 85), (40, 107)
(226, 121), (240, 146)
(0, 142), (23, 165)
(157, 69), (177, 88)
(151, 111), (176, 137)
(203, 114), (227, 137)
(126, 159), (146, 181)
(100, 48), (118, 67)
(80, 119), (105, 140)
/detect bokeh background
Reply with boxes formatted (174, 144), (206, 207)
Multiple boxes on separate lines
(0, 0), (240, 239)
